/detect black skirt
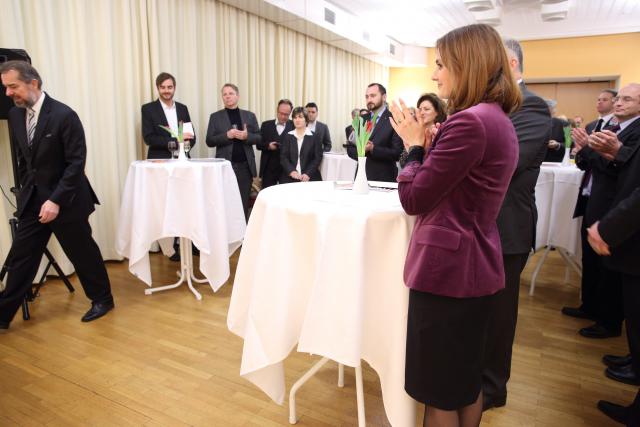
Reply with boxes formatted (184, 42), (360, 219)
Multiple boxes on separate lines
(405, 288), (496, 410)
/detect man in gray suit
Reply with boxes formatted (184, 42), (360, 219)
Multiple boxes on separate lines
(305, 102), (332, 152)
(482, 38), (551, 410)
(205, 83), (261, 220)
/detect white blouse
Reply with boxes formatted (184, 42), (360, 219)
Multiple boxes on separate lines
(288, 129), (313, 174)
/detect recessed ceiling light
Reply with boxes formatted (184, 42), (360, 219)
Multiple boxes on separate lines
(463, 0), (495, 12)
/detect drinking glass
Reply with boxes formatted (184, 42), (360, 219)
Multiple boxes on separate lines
(183, 139), (191, 156)
(167, 140), (177, 159)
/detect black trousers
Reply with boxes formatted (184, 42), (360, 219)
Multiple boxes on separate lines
(622, 275), (640, 426)
(232, 161), (253, 222)
(482, 252), (529, 401)
(581, 225), (624, 331)
(0, 198), (112, 325)
(261, 167), (280, 190)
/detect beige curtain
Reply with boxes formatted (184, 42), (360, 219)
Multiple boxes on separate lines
(0, 0), (387, 270)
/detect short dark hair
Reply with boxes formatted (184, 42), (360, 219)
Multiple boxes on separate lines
(503, 38), (524, 73)
(278, 99), (293, 110)
(602, 89), (618, 97)
(292, 106), (309, 124)
(0, 60), (42, 89)
(367, 83), (386, 96)
(305, 102), (318, 110)
(222, 83), (239, 94)
(155, 72), (176, 88)
(416, 93), (447, 124)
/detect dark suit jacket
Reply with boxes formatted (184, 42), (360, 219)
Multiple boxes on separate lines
(598, 118), (640, 276)
(346, 108), (403, 182)
(345, 125), (353, 141)
(398, 103), (518, 298)
(141, 99), (196, 159)
(573, 116), (616, 217)
(311, 121), (332, 152)
(257, 119), (293, 178)
(279, 131), (322, 183)
(205, 108), (261, 177)
(574, 120), (640, 227)
(9, 94), (99, 223)
(543, 117), (567, 162)
(496, 83), (551, 254)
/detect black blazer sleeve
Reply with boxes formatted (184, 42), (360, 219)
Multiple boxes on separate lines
(205, 112), (231, 148)
(510, 90), (551, 176)
(280, 134), (296, 175)
(257, 120), (271, 151)
(599, 186), (640, 247)
(141, 103), (172, 150)
(302, 134), (323, 177)
(242, 111), (261, 147)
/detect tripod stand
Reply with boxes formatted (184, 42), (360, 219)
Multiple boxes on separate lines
(0, 216), (75, 320)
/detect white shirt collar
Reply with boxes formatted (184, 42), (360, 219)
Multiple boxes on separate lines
(599, 113), (614, 124)
(160, 99), (176, 111)
(288, 128), (313, 136)
(30, 91), (46, 115)
(618, 115), (640, 132)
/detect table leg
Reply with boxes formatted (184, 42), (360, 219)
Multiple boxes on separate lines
(288, 358), (365, 426)
(144, 237), (206, 299)
(529, 246), (551, 296)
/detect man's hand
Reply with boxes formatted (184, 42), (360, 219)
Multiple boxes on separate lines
(571, 128), (589, 151)
(236, 128), (249, 140)
(365, 141), (374, 153)
(39, 200), (60, 224)
(589, 130), (622, 161)
(226, 129), (238, 139)
(183, 132), (194, 140)
(289, 171), (302, 180)
(268, 142), (279, 150)
(587, 221), (611, 256)
(547, 139), (561, 150)
(300, 173), (310, 182)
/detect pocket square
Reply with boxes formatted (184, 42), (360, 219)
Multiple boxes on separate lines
(45, 133), (52, 138)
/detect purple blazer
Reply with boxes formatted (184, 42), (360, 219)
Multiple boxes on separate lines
(398, 102), (518, 298)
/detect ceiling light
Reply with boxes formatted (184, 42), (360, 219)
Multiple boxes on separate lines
(463, 0), (495, 12)
(473, 7), (502, 26)
(540, 0), (566, 4)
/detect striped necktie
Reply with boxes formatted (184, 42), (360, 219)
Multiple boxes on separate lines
(27, 108), (36, 147)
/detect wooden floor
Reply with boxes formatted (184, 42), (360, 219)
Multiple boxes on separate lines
(0, 249), (636, 426)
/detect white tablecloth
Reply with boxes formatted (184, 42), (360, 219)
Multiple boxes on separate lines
(227, 181), (417, 426)
(534, 163), (584, 255)
(320, 152), (357, 181)
(116, 159), (246, 291)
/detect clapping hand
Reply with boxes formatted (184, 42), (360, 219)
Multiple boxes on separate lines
(588, 130), (622, 161)
(571, 128), (589, 151)
(389, 99), (425, 150)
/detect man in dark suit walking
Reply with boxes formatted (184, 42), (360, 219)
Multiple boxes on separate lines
(346, 83), (403, 182)
(305, 102), (332, 152)
(0, 61), (114, 330)
(257, 99), (293, 189)
(141, 72), (195, 159)
(562, 89), (618, 330)
(206, 83), (261, 220)
(581, 83), (640, 425)
(482, 39), (551, 410)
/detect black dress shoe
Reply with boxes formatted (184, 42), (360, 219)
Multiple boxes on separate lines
(482, 395), (506, 411)
(603, 354), (633, 368)
(606, 364), (640, 386)
(579, 323), (621, 339)
(561, 306), (597, 320)
(169, 252), (180, 262)
(81, 301), (115, 323)
(597, 400), (629, 424)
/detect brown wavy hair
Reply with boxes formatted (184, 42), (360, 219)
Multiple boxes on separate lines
(436, 24), (521, 115)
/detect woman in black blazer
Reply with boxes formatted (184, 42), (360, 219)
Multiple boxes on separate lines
(280, 106), (323, 183)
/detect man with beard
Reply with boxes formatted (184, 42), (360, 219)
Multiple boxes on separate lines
(346, 83), (403, 182)
(141, 72), (195, 159)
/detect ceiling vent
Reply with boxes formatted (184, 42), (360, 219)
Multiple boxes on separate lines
(541, 1), (569, 21)
(324, 7), (336, 25)
(463, 0), (495, 12)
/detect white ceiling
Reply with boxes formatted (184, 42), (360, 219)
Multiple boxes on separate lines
(327, 0), (640, 47)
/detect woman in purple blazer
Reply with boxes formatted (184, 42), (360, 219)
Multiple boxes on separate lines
(390, 24), (521, 426)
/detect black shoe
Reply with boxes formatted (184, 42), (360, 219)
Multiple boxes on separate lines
(597, 400), (629, 424)
(192, 245), (200, 256)
(603, 354), (633, 368)
(579, 323), (621, 339)
(561, 306), (597, 320)
(482, 395), (506, 411)
(81, 301), (115, 323)
(169, 252), (180, 262)
(605, 364), (640, 386)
